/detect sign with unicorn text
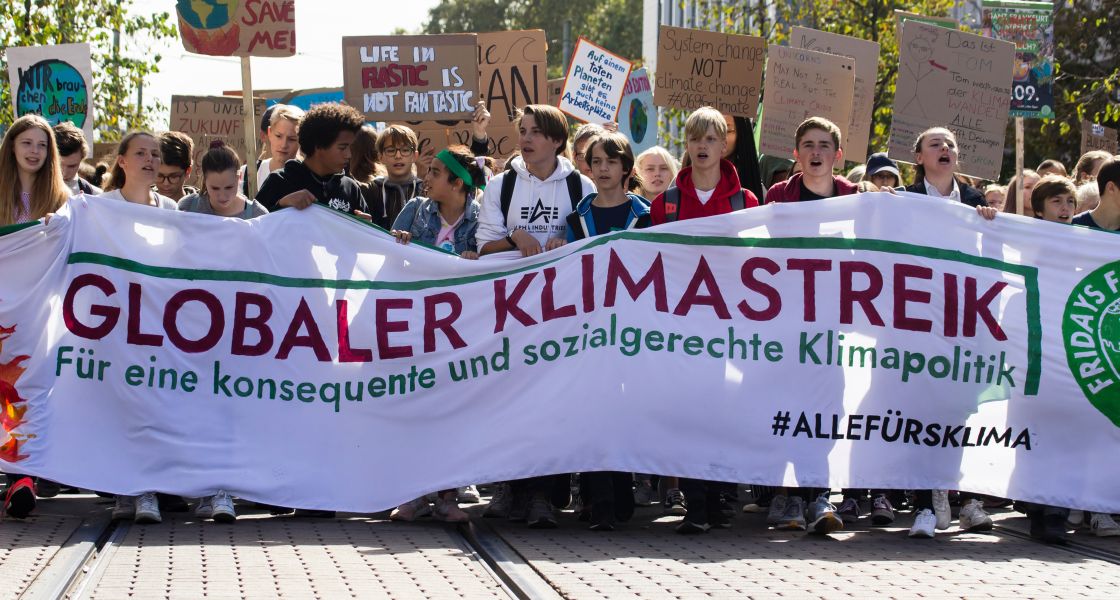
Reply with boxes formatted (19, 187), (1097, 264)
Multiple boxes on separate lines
(6, 43), (94, 155)
(559, 37), (633, 124)
(175, 0), (296, 57)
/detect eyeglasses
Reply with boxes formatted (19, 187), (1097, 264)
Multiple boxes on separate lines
(382, 147), (416, 157)
(156, 172), (186, 183)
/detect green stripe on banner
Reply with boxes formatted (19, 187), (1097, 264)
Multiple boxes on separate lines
(0, 220), (42, 237)
(67, 231), (1043, 395)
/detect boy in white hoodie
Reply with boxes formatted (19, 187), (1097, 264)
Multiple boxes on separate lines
(477, 104), (595, 257)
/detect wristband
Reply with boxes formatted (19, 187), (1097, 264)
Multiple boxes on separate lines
(505, 234), (516, 247)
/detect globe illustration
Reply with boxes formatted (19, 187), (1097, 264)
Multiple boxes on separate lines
(15, 60), (87, 128)
(628, 98), (648, 144)
(177, 0), (238, 29)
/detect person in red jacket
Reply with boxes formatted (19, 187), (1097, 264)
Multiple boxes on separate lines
(766, 117), (863, 203)
(650, 107), (759, 227)
(649, 107), (759, 535)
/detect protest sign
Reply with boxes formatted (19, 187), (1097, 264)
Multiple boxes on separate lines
(791, 28), (880, 163)
(5, 44), (94, 155)
(175, 0), (296, 57)
(888, 22), (1015, 180)
(894, 9), (959, 41)
(981, 0), (1055, 119)
(654, 26), (766, 117)
(1080, 121), (1119, 156)
(558, 38), (633, 123)
(548, 78), (564, 106)
(474, 30), (548, 159)
(759, 45), (855, 160)
(617, 68), (657, 154)
(170, 95), (266, 184)
(342, 34), (479, 122)
(4, 194), (1120, 514)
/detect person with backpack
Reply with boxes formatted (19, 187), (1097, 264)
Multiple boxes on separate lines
(476, 104), (594, 258)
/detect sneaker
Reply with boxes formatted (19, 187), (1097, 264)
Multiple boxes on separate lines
(1030, 512), (1069, 545)
(194, 496), (214, 519)
(662, 488), (687, 516)
(775, 496), (806, 531)
(718, 494), (737, 519)
(526, 495), (557, 529)
(35, 479), (60, 499)
(292, 509), (336, 518)
(909, 509), (936, 538)
(765, 494), (789, 525)
(434, 494), (469, 523)
(1090, 512), (1120, 537)
(958, 499), (993, 532)
(1066, 509), (1085, 529)
(837, 498), (861, 523)
(210, 490), (236, 523)
(932, 490), (951, 530)
(391, 497), (432, 522)
(675, 519), (710, 534)
(590, 502), (615, 531)
(483, 483), (512, 518)
(633, 480), (656, 507)
(457, 485), (481, 504)
(809, 494), (844, 534)
(870, 494), (896, 526)
(112, 496), (136, 521)
(2, 477), (36, 519)
(709, 506), (732, 529)
(134, 492), (162, 524)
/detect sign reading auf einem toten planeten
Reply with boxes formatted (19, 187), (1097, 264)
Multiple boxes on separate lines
(175, 0), (296, 57)
(3, 193), (1120, 513)
(5, 43), (94, 157)
(558, 37), (633, 124)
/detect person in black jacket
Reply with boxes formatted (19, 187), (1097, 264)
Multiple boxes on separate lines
(901, 127), (987, 207)
(255, 103), (369, 220)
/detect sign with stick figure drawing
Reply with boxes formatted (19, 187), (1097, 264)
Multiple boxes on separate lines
(888, 22), (1014, 180)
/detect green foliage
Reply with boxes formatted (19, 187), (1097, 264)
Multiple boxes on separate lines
(0, 0), (177, 141)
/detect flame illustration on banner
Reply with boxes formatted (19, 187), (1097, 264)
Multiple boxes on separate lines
(0, 322), (30, 462)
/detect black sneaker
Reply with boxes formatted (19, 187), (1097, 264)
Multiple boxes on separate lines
(675, 519), (710, 534)
(1030, 512), (1069, 545)
(36, 479), (60, 499)
(589, 506), (615, 532)
(292, 509), (336, 518)
(3, 477), (36, 519)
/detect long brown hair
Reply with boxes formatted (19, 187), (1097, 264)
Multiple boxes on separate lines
(349, 125), (380, 184)
(910, 126), (958, 185)
(104, 131), (157, 192)
(0, 115), (68, 226)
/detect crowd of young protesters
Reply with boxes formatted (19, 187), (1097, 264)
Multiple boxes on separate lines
(2, 96), (1119, 546)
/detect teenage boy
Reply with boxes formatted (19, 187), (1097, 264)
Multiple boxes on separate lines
(52, 122), (101, 196)
(368, 124), (424, 230)
(477, 104), (594, 258)
(256, 103), (368, 220)
(243, 104), (304, 196)
(1073, 156), (1120, 232)
(765, 117), (860, 203)
(647, 106), (759, 534)
(156, 131), (197, 201)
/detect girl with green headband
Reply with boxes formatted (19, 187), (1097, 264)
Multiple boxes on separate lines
(390, 145), (485, 260)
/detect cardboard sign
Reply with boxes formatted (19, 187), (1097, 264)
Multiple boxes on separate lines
(169, 95), (267, 184)
(791, 28), (880, 163)
(981, 0), (1054, 119)
(175, 0), (296, 57)
(617, 68), (657, 154)
(759, 46), (855, 160)
(6, 43), (94, 156)
(894, 10), (959, 41)
(654, 26), (766, 117)
(342, 34), (479, 122)
(547, 78), (564, 106)
(474, 30), (548, 160)
(1081, 121), (1119, 156)
(558, 38), (633, 123)
(887, 22), (1015, 180)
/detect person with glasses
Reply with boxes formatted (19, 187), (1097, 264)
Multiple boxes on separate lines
(156, 131), (197, 201)
(367, 124), (424, 230)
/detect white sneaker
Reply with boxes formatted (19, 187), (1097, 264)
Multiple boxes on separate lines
(134, 492), (162, 524)
(958, 499), (993, 532)
(457, 485), (481, 504)
(932, 490), (951, 530)
(195, 496), (214, 519)
(765, 494), (789, 525)
(1090, 512), (1120, 537)
(909, 509), (936, 538)
(1066, 509), (1085, 529)
(112, 496), (136, 521)
(210, 490), (236, 523)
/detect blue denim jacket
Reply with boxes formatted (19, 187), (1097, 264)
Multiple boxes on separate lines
(391, 196), (480, 254)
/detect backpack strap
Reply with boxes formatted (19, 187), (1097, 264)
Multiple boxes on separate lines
(662, 185), (681, 223)
(500, 173), (516, 226)
(565, 172), (583, 210)
(730, 189), (745, 212)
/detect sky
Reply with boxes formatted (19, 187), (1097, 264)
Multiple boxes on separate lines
(133, 0), (440, 127)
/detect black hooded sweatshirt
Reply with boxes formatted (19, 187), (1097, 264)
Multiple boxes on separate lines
(255, 159), (367, 216)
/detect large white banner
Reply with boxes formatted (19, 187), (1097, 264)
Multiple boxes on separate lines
(2, 194), (1119, 513)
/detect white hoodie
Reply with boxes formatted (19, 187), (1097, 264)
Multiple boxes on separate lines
(476, 155), (595, 248)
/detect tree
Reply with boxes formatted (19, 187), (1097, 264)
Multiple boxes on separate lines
(0, 0), (177, 141)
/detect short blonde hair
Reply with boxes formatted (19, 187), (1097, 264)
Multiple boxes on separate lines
(684, 107), (727, 141)
(270, 104), (304, 127)
(635, 146), (680, 180)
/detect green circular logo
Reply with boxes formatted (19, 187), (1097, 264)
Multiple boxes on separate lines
(1064, 262), (1120, 427)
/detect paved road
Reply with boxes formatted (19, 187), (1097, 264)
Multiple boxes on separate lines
(2, 493), (1118, 599)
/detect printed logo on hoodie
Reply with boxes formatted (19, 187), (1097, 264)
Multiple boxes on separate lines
(328, 197), (352, 213)
(521, 198), (560, 224)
